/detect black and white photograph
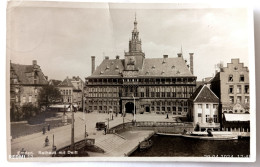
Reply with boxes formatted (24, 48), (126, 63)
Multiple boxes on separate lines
(6, 1), (255, 162)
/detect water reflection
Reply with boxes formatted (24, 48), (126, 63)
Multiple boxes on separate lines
(130, 135), (250, 157)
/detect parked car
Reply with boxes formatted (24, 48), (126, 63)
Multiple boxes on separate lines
(96, 122), (106, 130)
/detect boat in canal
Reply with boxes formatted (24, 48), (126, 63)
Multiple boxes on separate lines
(183, 131), (238, 140)
(139, 139), (153, 151)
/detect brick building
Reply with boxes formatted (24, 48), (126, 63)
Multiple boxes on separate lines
(58, 76), (84, 108)
(210, 59), (250, 130)
(85, 17), (197, 115)
(10, 60), (49, 107)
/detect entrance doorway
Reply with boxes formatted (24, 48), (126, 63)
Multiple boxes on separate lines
(145, 106), (150, 113)
(125, 102), (136, 114)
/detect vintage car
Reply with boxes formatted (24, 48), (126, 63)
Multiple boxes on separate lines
(95, 122), (106, 130)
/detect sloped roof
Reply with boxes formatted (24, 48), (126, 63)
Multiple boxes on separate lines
(49, 79), (62, 86)
(58, 78), (75, 88)
(224, 113), (250, 122)
(89, 59), (124, 78)
(10, 63), (48, 85)
(190, 85), (219, 103)
(139, 57), (193, 77)
(211, 72), (220, 83)
(88, 57), (193, 78)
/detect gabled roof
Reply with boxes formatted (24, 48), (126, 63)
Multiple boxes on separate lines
(88, 56), (193, 78)
(10, 63), (48, 85)
(49, 79), (62, 86)
(190, 85), (219, 103)
(58, 78), (75, 88)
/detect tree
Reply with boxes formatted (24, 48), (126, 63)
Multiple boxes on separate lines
(38, 85), (62, 108)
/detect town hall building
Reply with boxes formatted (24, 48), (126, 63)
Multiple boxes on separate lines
(85, 17), (197, 116)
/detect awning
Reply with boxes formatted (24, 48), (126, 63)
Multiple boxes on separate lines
(224, 113), (250, 122)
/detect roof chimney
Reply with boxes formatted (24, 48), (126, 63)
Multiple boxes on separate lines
(163, 55), (168, 58)
(116, 55), (120, 59)
(105, 56), (109, 60)
(91, 56), (95, 74)
(189, 53), (194, 75)
(177, 53), (182, 58)
(32, 60), (37, 66)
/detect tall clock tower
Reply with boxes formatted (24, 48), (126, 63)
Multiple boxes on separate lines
(124, 15), (145, 71)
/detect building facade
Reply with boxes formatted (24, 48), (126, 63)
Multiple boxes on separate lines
(85, 17), (197, 115)
(10, 60), (49, 107)
(189, 85), (220, 130)
(58, 76), (84, 108)
(210, 59), (250, 130)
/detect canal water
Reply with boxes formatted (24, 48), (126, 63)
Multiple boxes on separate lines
(130, 135), (250, 157)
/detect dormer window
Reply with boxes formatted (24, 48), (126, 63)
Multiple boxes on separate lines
(145, 72), (149, 75)
(100, 71), (104, 74)
(152, 65), (155, 69)
(161, 71), (165, 75)
(115, 65), (119, 69)
(171, 65), (175, 69)
(162, 59), (166, 64)
(176, 70), (180, 74)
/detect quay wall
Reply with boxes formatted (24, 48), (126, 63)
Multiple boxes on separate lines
(107, 121), (194, 134)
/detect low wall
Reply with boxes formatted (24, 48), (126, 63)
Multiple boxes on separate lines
(107, 121), (194, 134)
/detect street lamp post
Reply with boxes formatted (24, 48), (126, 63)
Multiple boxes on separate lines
(132, 95), (136, 122)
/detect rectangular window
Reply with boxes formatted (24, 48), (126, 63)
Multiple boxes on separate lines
(141, 92), (144, 97)
(229, 75), (233, 82)
(178, 107), (182, 112)
(146, 87), (149, 97)
(167, 92), (170, 97)
(156, 107), (160, 111)
(28, 95), (32, 102)
(167, 107), (171, 112)
(172, 107), (176, 111)
(161, 92), (165, 97)
(99, 106), (102, 110)
(162, 107), (165, 111)
(198, 113), (202, 117)
(206, 115), (210, 122)
(237, 85), (241, 94)
(240, 75), (245, 82)
(229, 96), (234, 103)
(94, 106), (97, 110)
(198, 104), (202, 108)
(245, 85), (249, 93)
(245, 96), (249, 103)
(213, 115), (218, 123)
(213, 104), (218, 109)
(156, 92), (160, 97)
(151, 92), (155, 97)
(237, 96), (241, 103)
(151, 107), (154, 111)
(206, 104), (209, 109)
(229, 85), (233, 94)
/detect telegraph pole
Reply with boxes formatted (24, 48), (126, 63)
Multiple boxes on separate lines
(133, 95), (136, 122)
(70, 101), (75, 150)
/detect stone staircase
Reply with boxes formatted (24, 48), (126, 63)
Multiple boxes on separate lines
(95, 134), (128, 156)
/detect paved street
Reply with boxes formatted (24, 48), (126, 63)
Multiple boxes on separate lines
(10, 112), (176, 157)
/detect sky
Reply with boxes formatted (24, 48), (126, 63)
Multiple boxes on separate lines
(7, 2), (251, 81)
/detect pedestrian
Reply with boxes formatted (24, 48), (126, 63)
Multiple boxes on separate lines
(45, 136), (49, 146)
(116, 112), (118, 117)
(166, 113), (169, 119)
(112, 114), (113, 120)
(42, 126), (46, 134)
(104, 126), (107, 135)
(48, 124), (50, 131)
